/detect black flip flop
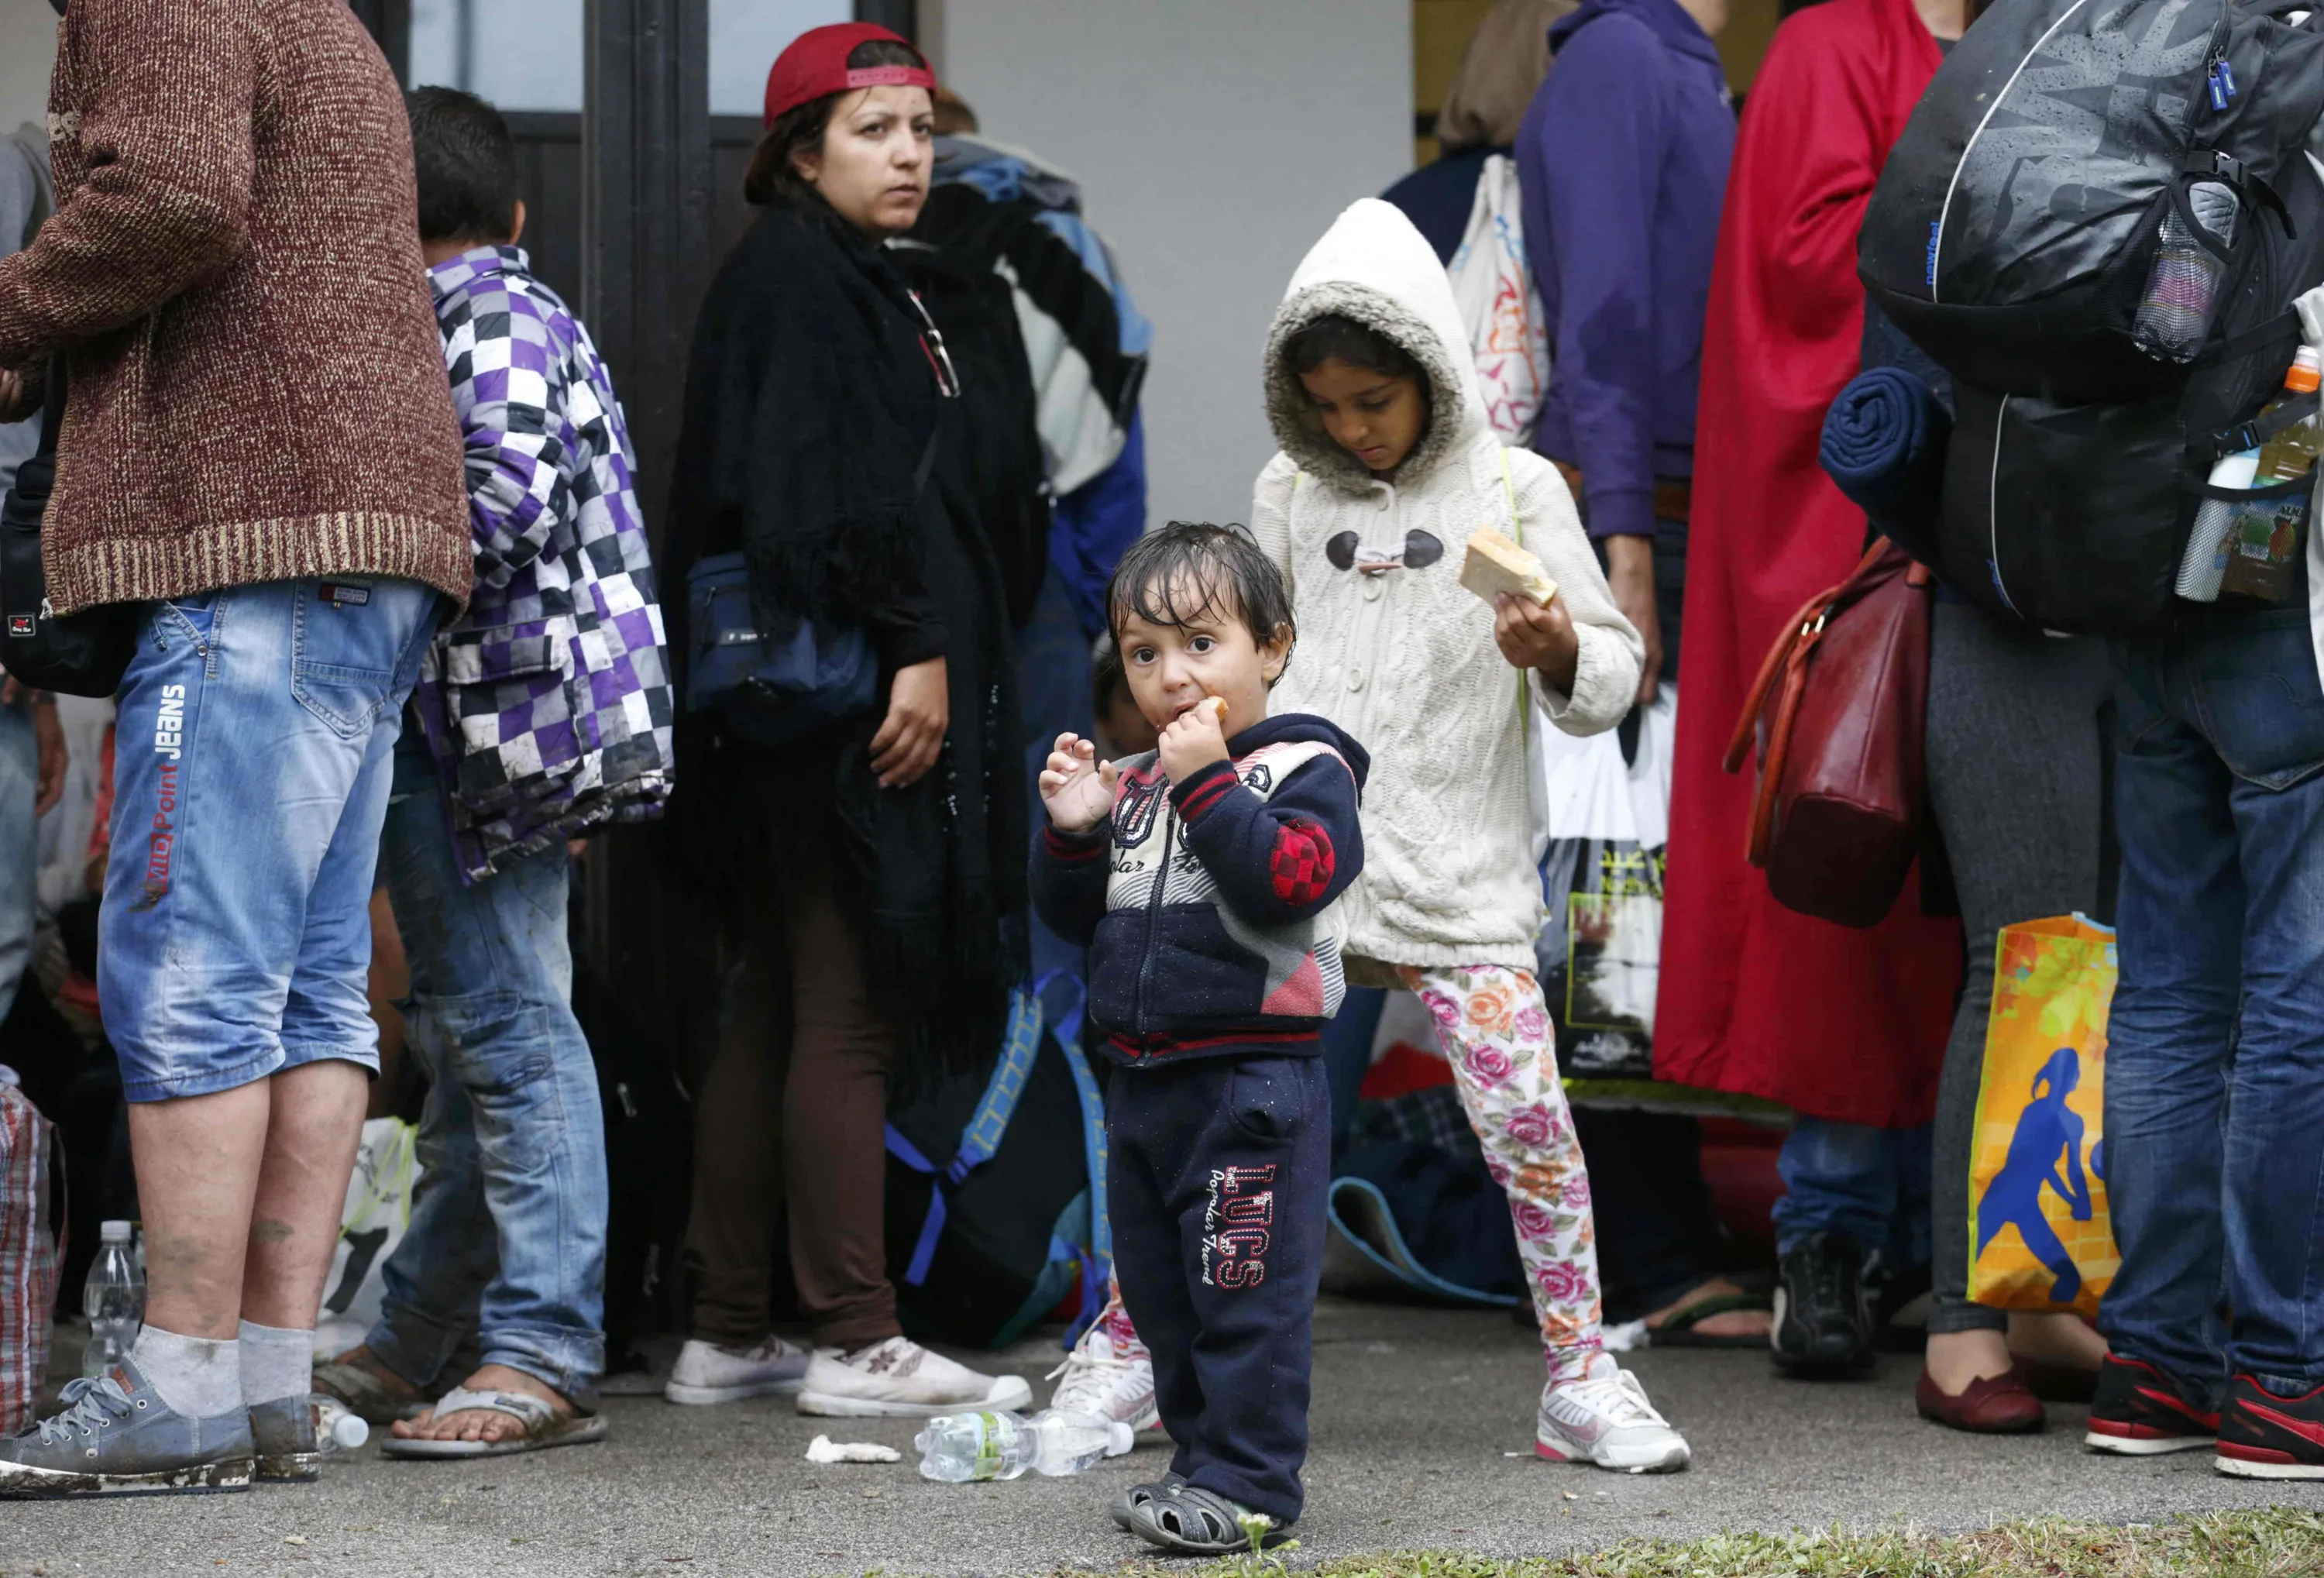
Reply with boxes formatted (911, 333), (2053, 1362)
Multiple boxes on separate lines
(1645, 1290), (1773, 1349)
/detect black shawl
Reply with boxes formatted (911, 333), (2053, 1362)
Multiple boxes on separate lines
(667, 202), (1026, 1090)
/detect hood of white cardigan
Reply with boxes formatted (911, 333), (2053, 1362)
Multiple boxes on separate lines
(1263, 198), (1490, 497)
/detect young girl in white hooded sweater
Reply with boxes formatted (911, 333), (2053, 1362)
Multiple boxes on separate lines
(1045, 200), (1686, 1477)
(1264, 198), (1682, 1470)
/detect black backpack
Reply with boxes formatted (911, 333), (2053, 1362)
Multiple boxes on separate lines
(1859, 0), (2324, 633)
(884, 982), (1112, 1349)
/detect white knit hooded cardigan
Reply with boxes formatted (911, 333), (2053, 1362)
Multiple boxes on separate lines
(1252, 198), (1645, 978)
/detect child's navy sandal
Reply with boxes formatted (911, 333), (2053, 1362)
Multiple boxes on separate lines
(1128, 1484), (1291, 1556)
(1109, 1472), (1186, 1532)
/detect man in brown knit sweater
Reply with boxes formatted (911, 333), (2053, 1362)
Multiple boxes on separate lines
(0, 0), (472, 1497)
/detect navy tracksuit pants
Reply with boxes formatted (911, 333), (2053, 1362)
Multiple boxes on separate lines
(1105, 1053), (1331, 1524)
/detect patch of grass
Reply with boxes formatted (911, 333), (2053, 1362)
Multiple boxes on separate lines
(1063, 1508), (2324, 1578)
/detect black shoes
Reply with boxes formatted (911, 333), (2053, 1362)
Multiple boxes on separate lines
(2084, 1354), (2219, 1456)
(2216, 1373), (2324, 1479)
(1771, 1232), (1875, 1377)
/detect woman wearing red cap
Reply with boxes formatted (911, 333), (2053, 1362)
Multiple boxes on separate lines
(662, 23), (1033, 1419)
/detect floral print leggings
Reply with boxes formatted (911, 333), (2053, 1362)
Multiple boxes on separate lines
(1401, 963), (1604, 1384)
(1089, 964), (1604, 1386)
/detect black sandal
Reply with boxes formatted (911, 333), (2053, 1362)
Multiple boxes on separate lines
(1109, 1473), (1185, 1532)
(1645, 1289), (1773, 1349)
(1129, 1483), (1291, 1555)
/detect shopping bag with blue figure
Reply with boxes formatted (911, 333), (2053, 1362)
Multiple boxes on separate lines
(1966, 914), (2119, 1318)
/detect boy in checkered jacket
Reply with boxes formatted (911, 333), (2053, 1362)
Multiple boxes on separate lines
(310, 87), (669, 1456)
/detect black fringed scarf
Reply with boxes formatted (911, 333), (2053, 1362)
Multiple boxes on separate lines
(668, 201), (1026, 1092)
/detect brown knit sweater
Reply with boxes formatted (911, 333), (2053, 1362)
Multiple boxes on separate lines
(0, 0), (470, 615)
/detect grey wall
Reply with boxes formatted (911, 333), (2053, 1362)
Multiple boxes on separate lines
(1, 1), (59, 132)
(929, 0), (1411, 531)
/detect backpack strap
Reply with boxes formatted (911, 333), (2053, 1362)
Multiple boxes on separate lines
(885, 988), (1046, 1287)
(2209, 389), (2322, 459)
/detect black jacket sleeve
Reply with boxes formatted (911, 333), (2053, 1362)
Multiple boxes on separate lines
(1029, 819), (1111, 947)
(1168, 753), (1364, 927)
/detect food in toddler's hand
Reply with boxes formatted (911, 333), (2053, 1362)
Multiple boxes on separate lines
(1202, 696), (1229, 724)
(1459, 527), (1559, 607)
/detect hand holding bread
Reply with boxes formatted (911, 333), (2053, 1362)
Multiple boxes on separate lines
(1158, 696), (1230, 785)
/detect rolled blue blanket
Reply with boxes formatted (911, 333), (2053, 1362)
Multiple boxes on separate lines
(1820, 366), (1951, 566)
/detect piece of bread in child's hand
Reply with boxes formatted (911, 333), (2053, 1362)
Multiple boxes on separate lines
(1459, 527), (1559, 607)
(1202, 696), (1228, 724)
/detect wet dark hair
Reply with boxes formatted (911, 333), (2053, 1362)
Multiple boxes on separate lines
(1105, 522), (1295, 682)
(1283, 313), (1424, 384)
(406, 87), (520, 245)
(744, 38), (931, 208)
(1091, 634), (1129, 717)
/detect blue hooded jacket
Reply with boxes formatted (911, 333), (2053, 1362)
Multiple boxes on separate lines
(1518, 0), (1734, 544)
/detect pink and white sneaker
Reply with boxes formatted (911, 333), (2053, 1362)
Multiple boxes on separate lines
(1045, 1318), (1158, 1446)
(1535, 1352), (1691, 1473)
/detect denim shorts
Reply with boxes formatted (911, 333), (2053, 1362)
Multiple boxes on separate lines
(101, 578), (438, 1102)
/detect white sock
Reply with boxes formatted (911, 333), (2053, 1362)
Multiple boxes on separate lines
(129, 1325), (242, 1419)
(237, 1319), (315, 1408)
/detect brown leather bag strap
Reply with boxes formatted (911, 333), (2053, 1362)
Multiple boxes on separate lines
(1724, 586), (1831, 775)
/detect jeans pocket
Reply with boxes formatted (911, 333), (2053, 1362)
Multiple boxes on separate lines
(2195, 614), (2324, 789)
(290, 581), (407, 741)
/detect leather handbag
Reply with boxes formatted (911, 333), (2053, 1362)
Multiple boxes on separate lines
(1, 360), (137, 698)
(1722, 537), (1935, 929)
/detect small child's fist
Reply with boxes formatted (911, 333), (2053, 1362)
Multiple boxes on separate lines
(1494, 590), (1580, 696)
(1157, 696), (1230, 784)
(1039, 731), (1119, 834)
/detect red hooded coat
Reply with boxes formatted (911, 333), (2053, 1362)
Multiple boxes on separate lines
(1655, 0), (1963, 1127)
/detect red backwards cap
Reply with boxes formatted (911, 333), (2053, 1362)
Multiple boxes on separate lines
(762, 22), (935, 128)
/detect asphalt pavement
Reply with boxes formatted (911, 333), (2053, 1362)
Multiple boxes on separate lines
(6, 1297), (2321, 1577)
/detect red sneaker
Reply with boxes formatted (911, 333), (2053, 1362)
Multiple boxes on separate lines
(2084, 1355), (2219, 1456)
(2216, 1373), (2324, 1480)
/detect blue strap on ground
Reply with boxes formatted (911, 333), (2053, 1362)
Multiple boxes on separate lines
(885, 988), (1045, 1287)
(1039, 969), (1112, 1341)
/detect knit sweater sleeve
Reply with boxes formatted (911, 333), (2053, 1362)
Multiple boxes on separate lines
(0, 0), (257, 367)
(1511, 450), (1644, 735)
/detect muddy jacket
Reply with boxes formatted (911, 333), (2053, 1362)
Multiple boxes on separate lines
(1030, 713), (1368, 1066)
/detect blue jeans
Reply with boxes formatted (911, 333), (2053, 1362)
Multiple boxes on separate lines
(102, 579), (438, 1101)
(2102, 606), (2324, 1399)
(1773, 1118), (1932, 1265)
(0, 697), (33, 1024)
(367, 731), (608, 1400)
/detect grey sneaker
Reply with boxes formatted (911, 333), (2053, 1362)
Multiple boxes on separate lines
(249, 1396), (319, 1482)
(0, 1357), (254, 1497)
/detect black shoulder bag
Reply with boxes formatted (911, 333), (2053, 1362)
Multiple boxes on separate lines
(2, 359), (137, 696)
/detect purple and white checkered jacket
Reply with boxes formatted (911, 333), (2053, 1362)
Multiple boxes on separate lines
(418, 246), (673, 881)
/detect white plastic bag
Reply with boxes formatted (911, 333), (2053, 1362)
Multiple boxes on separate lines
(1447, 154), (1551, 449)
(311, 1117), (420, 1358)
(1531, 693), (1676, 1078)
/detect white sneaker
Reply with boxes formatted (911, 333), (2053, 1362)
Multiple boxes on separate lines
(796, 1336), (1033, 1418)
(664, 1336), (811, 1405)
(1535, 1351), (1692, 1473)
(1046, 1321), (1159, 1446)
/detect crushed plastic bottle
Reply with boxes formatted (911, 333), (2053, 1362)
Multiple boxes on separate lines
(311, 1394), (370, 1456)
(915, 1409), (1133, 1482)
(81, 1219), (143, 1379)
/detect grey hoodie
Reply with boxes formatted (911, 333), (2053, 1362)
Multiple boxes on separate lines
(0, 124), (53, 497)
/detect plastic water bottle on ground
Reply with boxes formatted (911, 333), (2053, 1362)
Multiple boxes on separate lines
(916, 1409), (1133, 1482)
(312, 1394), (370, 1456)
(81, 1219), (143, 1379)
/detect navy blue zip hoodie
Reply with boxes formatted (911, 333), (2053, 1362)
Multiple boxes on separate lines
(1030, 713), (1370, 1066)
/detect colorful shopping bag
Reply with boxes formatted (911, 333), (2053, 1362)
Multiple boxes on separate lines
(1966, 913), (2118, 1317)
(1, 1081), (60, 1434)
